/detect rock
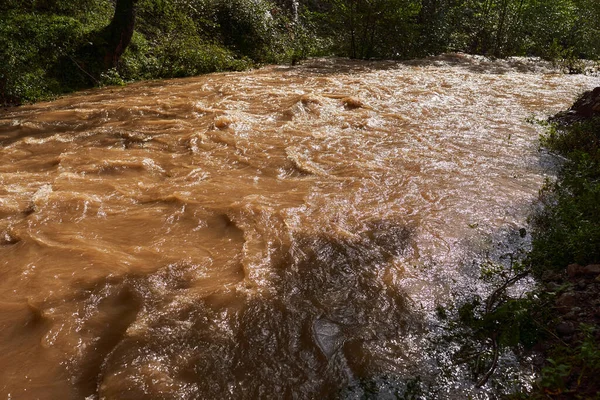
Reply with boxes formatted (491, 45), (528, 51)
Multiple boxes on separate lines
(541, 270), (563, 282)
(564, 311), (577, 320)
(569, 87), (600, 118)
(582, 264), (600, 275)
(564, 307), (583, 320)
(567, 263), (600, 278)
(562, 335), (574, 343)
(214, 115), (235, 129)
(567, 264), (582, 278)
(519, 228), (527, 238)
(550, 87), (600, 124)
(576, 280), (587, 290)
(341, 97), (365, 109)
(312, 318), (343, 359)
(556, 321), (576, 337)
(556, 292), (578, 313)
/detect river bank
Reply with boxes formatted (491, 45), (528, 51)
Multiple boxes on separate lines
(439, 87), (600, 399)
(527, 89), (600, 398)
(3, 0), (600, 106)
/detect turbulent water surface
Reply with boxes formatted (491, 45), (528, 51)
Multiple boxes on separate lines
(0, 55), (597, 399)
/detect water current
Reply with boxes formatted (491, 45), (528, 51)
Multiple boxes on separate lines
(0, 55), (598, 399)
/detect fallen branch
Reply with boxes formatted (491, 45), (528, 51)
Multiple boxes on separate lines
(476, 334), (499, 388)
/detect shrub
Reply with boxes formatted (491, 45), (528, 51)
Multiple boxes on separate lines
(0, 11), (87, 104)
(531, 117), (600, 272)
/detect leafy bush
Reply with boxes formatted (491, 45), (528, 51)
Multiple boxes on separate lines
(0, 0), (305, 104)
(122, 1), (252, 81)
(119, 0), (299, 81)
(531, 117), (600, 272)
(537, 325), (600, 397)
(0, 11), (87, 104)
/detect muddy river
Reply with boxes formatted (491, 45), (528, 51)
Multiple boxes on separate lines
(0, 55), (597, 399)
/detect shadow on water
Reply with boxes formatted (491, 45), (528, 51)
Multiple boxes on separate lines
(43, 219), (420, 399)
(62, 216), (539, 400)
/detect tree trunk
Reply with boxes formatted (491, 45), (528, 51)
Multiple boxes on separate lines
(103, 0), (138, 69)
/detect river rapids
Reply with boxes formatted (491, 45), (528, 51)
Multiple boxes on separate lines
(0, 55), (598, 399)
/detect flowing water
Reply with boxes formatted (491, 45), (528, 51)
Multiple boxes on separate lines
(0, 55), (598, 399)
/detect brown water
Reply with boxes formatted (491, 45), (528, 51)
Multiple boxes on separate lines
(0, 55), (597, 399)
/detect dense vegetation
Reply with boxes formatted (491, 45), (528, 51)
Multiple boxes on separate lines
(525, 103), (600, 397)
(1, 0), (600, 105)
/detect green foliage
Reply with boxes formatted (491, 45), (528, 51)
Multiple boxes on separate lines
(116, 0), (307, 79)
(536, 325), (600, 397)
(520, 111), (600, 398)
(457, 294), (543, 350)
(299, 0), (600, 60)
(0, 11), (88, 103)
(211, 0), (283, 62)
(0, 0), (112, 20)
(2, 0), (600, 104)
(434, 257), (548, 394)
(446, 0), (526, 56)
(531, 117), (600, 273)
(572, 0), (600, 59)
(312, 0), (423, 59)
(98, 68), (126, 87)
(120, 0), (255, 81)
(1, 0), (311, 104)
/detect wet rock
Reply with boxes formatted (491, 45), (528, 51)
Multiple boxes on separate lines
(313, 318), (343, 359)
(561, 335), (574, 343)
(300, 94), (322, 106)
(545, 282), (562, 292)
(341, 97), (365, 109)
(556, 321), (576, 337)
(576, 280), (588, 290)
(564, 307), (583, 320)
(214, 115), (234, 129)
(0, 231), (20, 245)
(564, 312), (577, 320)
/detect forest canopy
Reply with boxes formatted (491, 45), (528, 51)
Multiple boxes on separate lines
(1, 0), (599, 104)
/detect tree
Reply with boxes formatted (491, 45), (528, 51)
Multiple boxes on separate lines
(102, 0), (138, 68)
(321, 0), (422, 59)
